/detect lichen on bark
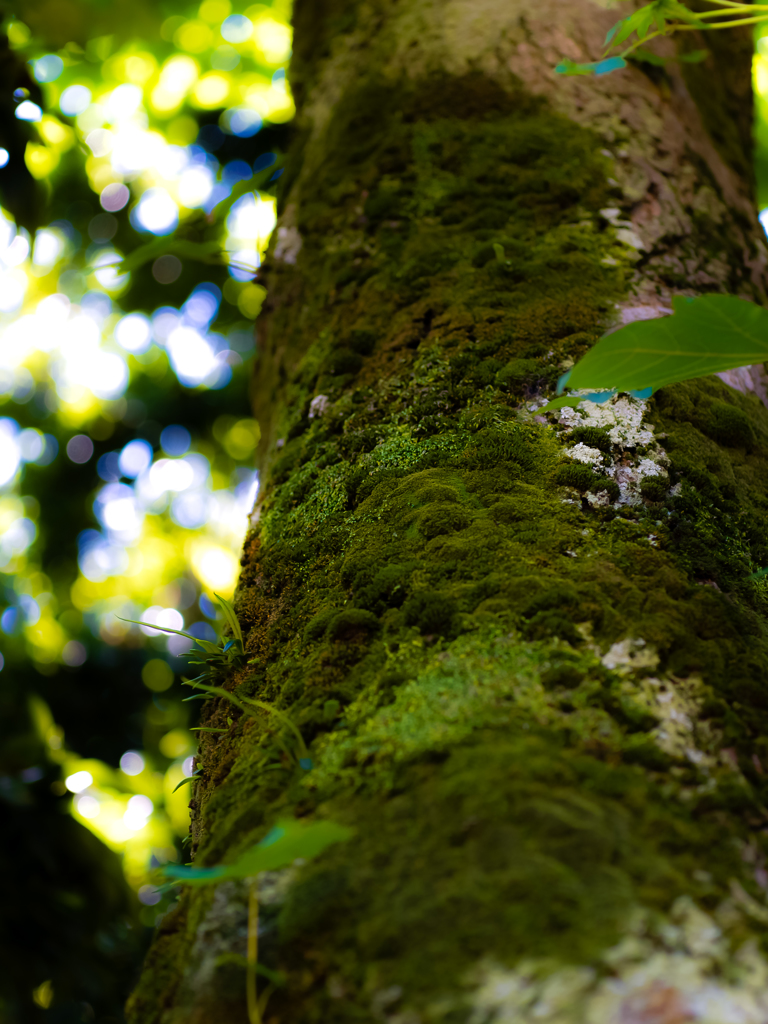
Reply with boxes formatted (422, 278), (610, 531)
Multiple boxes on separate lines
(127, 3), (768, 1023)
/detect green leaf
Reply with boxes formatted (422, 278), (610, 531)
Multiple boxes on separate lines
(214, 593), (244, 646)
(118, 616), (219, 652)
(657, 0), (704, 25)
(631, 46), (707, 67)
(555, 58), (596, 76)
(565, 295), (768, 394)
(539, 392), (615, 413)
(680, 49), (708, 63)
(556, 57), (627, 76)
(241, 697), (309, 759)
(594, 57), (627, 75)
(183, 680), (253, 715)
(630, 47), (668, 66)
(172, 770), (201, 793)
(615, 5), (654, 45)
(605, 19), (623, 44)
(112, 239), (226, 275)
(163, 818), (354, 886)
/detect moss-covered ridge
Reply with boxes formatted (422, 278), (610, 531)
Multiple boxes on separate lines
(127, 69), (768, 1024)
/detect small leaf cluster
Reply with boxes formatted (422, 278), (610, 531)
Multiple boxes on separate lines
(556, 0), (764, 77)
(123, 595), (314, 792)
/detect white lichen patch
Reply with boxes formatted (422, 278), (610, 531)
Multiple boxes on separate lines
(558, 396), (669, 505)
(558, 396), (654, 449)
(309, 393), (331, 419)
(600, 637), (659, 675)
(273, 223), (303, 264)
(638, 674), (716, 766)
(465, 898), (768, 1024)
(567, 443), (605, 467)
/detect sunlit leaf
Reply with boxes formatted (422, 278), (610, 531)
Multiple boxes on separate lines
(559, 295), (768, 395)
(172, 770), (202, 793)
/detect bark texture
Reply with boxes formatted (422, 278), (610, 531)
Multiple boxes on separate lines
(128, 2), (768, 1022)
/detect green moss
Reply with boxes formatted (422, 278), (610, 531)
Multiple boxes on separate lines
(568, 426), (612, 452)
(639, 476), (668, 502)
(553, 462), (619, 500)
(705, 400), (756, 449)
(132, 56), (768, 1024)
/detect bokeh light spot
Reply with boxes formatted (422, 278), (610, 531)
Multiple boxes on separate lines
(65, 770), (93, 793)
(60, 85), (92, 117)
(33, 54), (64, 82)
(100, 183), (130, 212)
(138, 885), (161, 906)
(123, 793), (153, 830)
(220, 14), (252, 42)
(62, 640), (87, 666)
(66, 435), (94, 464)
(75, 794), (100, 818)
(120, 750), (145, 775)
(115, 313), (152, 353)
(160, 425), (191, 456)
(88, 214), (118, 242)
(118, 439), (153, 478)
(152, 255), (182, 284)
(159, 728), (193, 758)
(16, 101), (43, 122)
(133, 189), (179, 236)
(141, 659), (174, 692)
(221, 107), (261, 138)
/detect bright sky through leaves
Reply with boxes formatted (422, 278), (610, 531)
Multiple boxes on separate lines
(0, 0), (290, 905)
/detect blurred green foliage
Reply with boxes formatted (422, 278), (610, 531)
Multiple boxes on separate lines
(0, 0), (292, 1019)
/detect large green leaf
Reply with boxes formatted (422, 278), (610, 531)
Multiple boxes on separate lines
(164, 818), (354, 886)
(563, 295), (768, 394)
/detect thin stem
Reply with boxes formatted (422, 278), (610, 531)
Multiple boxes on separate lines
(615, 13), (768, 62)
(698, 0), (768, 6)
(673, 15), (768, 27)
(691, 7), (768, 19)
(246, 879), (260, 1024)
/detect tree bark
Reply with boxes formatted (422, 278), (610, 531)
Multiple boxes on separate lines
(128, 2), (768, 1022)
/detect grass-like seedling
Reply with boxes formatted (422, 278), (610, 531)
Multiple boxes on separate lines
(163, 818), (353, 1023)
(122, 596), (313, 796)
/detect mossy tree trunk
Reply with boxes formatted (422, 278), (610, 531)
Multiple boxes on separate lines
(129, 2), (768, 1022)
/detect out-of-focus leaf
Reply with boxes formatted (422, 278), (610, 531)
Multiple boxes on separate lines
(632, 47), (708, 66)
(113, 239), (226, 275)
(556, 57), (627, 76)
(680, 49), (709, 63)
(163, 818), (354, 886)
(4, 0), (167, 48)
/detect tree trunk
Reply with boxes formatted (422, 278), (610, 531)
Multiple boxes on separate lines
(128, 2), (768, 1022)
